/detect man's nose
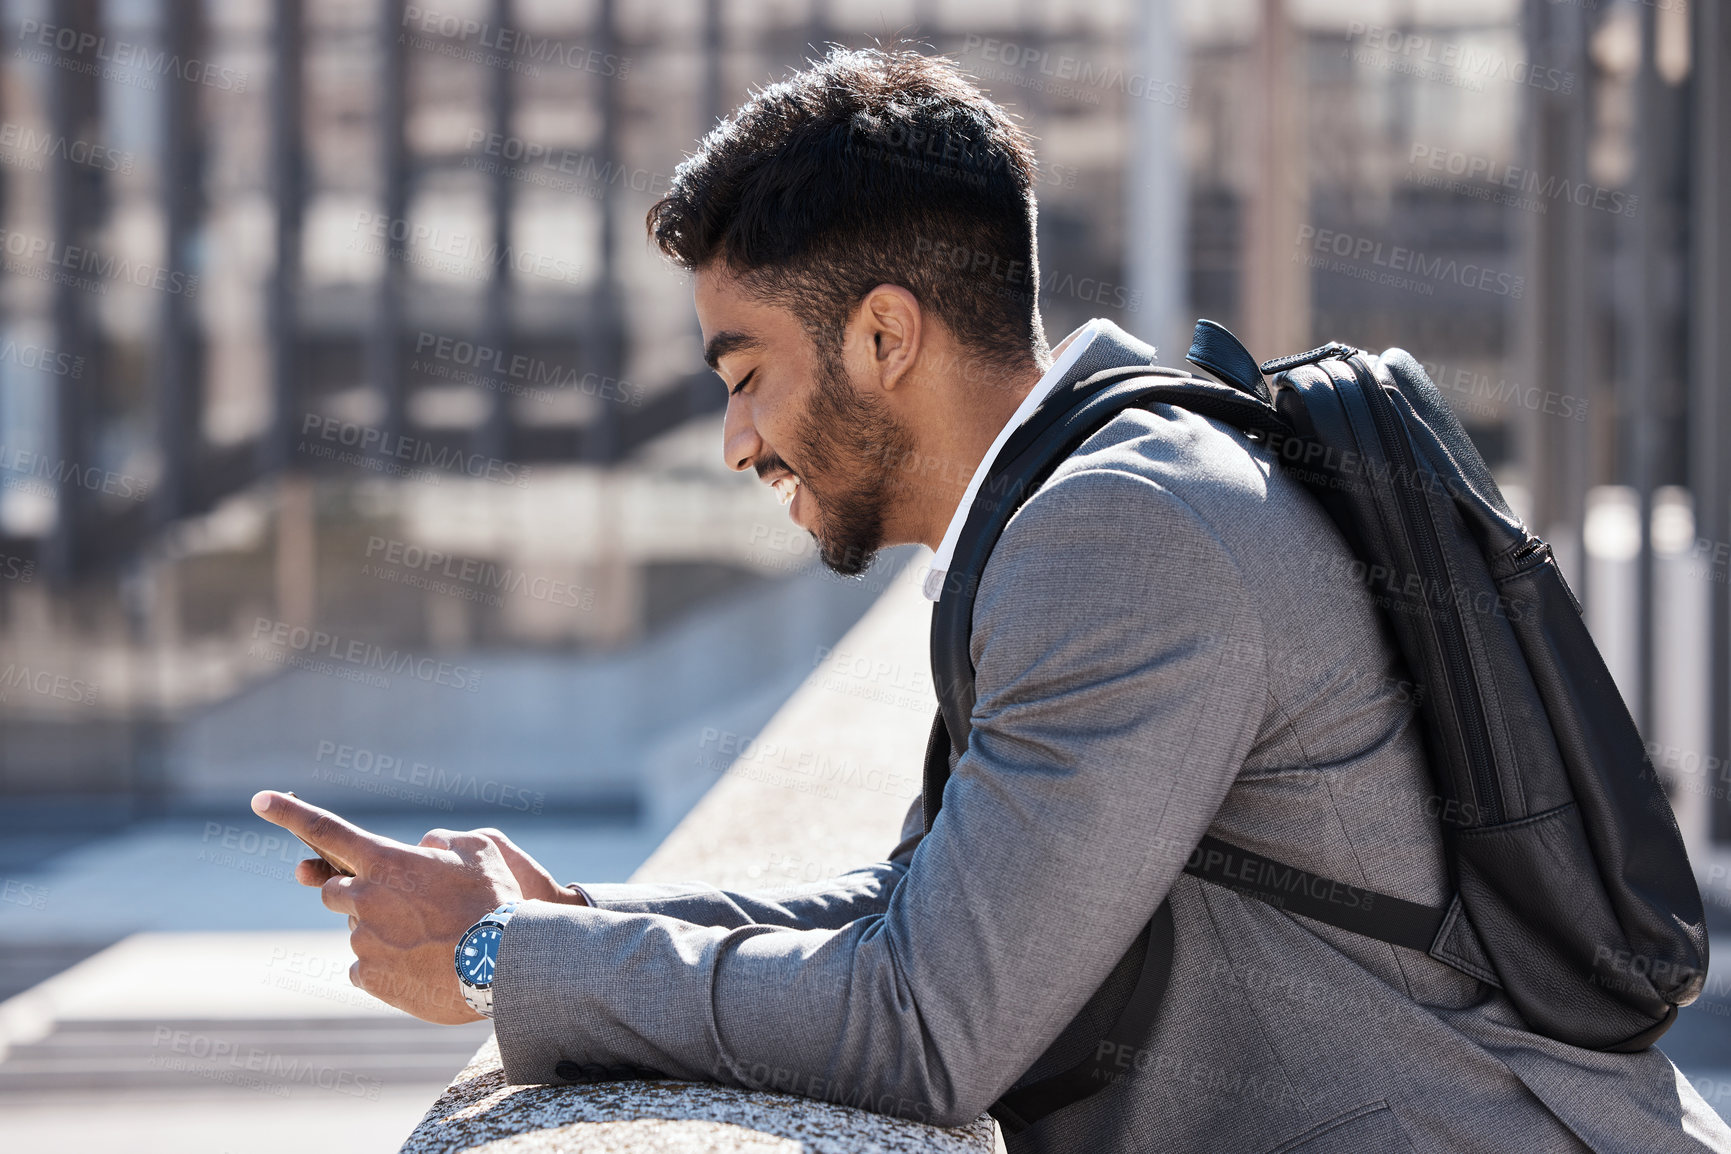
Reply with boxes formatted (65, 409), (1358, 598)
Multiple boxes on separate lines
(721, 397), (761, 473)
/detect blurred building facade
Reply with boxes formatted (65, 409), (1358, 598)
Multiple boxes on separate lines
(0, 0), (1726, 858)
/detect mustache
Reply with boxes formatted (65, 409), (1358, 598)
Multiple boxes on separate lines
(754, 454), (794, 482)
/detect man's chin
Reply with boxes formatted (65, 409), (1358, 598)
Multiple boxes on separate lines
(811, 525), (881, 578)
(819, 544), (878, 578)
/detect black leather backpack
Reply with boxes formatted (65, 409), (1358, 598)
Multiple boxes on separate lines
(922, 319), (1709, 1136)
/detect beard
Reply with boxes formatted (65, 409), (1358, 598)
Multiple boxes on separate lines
(771, 347), (916, 578)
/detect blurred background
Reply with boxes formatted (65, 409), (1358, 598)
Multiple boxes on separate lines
(0, 0), (1727, 1149)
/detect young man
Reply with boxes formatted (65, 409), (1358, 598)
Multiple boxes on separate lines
(254, 48), (1731, 1152)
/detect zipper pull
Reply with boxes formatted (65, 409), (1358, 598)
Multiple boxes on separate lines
(1259, 342), (1356, 376)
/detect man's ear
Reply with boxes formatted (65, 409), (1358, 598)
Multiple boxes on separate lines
(845, 284), (922, 394)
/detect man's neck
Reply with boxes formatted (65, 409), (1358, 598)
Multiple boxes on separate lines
(895, 348), (1045, 551)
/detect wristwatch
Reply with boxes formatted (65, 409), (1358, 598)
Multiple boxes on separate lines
(454, 901), (518, 1017)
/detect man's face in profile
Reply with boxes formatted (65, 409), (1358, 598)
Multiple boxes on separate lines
(695, 265), (915, 577)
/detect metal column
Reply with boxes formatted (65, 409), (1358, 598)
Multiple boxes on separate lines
(44, 0), (99, 578)
(585, 0), (623, 463)
(1518, 0), (1593, 594)
(1692, 1), (1731, 842)
(265, 0), (305, 475)
(477, 0), (515, 463)
(153, 0), (200, 528)
(370, 0), (409, 453)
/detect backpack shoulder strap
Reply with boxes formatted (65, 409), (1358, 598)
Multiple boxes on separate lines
(927, 369), (1288, 815)
(980, 831), (1456, 1137)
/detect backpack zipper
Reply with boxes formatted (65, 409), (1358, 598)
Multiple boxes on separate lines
(1258, 342), (1355, 376)
(1347, 354), (1503, 826)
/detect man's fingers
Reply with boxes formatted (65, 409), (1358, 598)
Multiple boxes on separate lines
(295, 857), (339, 887)
(470, 827), (583, 904)
(251, 790), (400, 875)
(474, 827), (517, 852)
(320, 874), (359, 916)
(418, 828), (490, 852)
(478, 827), (539, 874)
(420, 827), (506, 860)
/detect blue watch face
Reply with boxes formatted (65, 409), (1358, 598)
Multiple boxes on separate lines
(458, 924), (502, 988)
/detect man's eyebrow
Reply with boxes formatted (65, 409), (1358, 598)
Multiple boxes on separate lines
(703, 330), (762, 371)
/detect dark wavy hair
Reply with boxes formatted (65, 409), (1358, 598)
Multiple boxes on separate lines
(646, 46), (1046, 373)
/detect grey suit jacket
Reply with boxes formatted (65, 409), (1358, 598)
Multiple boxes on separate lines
(493, 320), (1731, 1153)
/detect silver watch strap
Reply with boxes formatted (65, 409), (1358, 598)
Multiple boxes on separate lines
(458, 901), (519, 1018)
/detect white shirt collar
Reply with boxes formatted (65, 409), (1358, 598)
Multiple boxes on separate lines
(919, 319), (1106, 601)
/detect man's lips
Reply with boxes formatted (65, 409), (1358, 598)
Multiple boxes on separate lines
(760, 469), (812, 530)
(757, 461), (810, 527)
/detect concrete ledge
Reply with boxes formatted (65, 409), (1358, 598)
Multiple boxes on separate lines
(400, 562), (998, 1152)
(402, 1036), (995, 1154)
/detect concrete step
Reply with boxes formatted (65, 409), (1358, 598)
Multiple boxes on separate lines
(0, 932), (494, 1098)
(0, 1015), (491, 1094)
(9, 1016), (486, 1060)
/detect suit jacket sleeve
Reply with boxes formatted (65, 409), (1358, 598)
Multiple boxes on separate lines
(566, 798), (926, 931)
(489, 466), (1268, 1126)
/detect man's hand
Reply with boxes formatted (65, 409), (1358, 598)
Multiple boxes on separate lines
(250, 790), (577, 1024)
(423, 826), (591, 908)
(287, 814), (589, 908)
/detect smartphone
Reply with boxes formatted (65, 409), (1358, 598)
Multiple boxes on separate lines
(283, 791), (357, 877)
